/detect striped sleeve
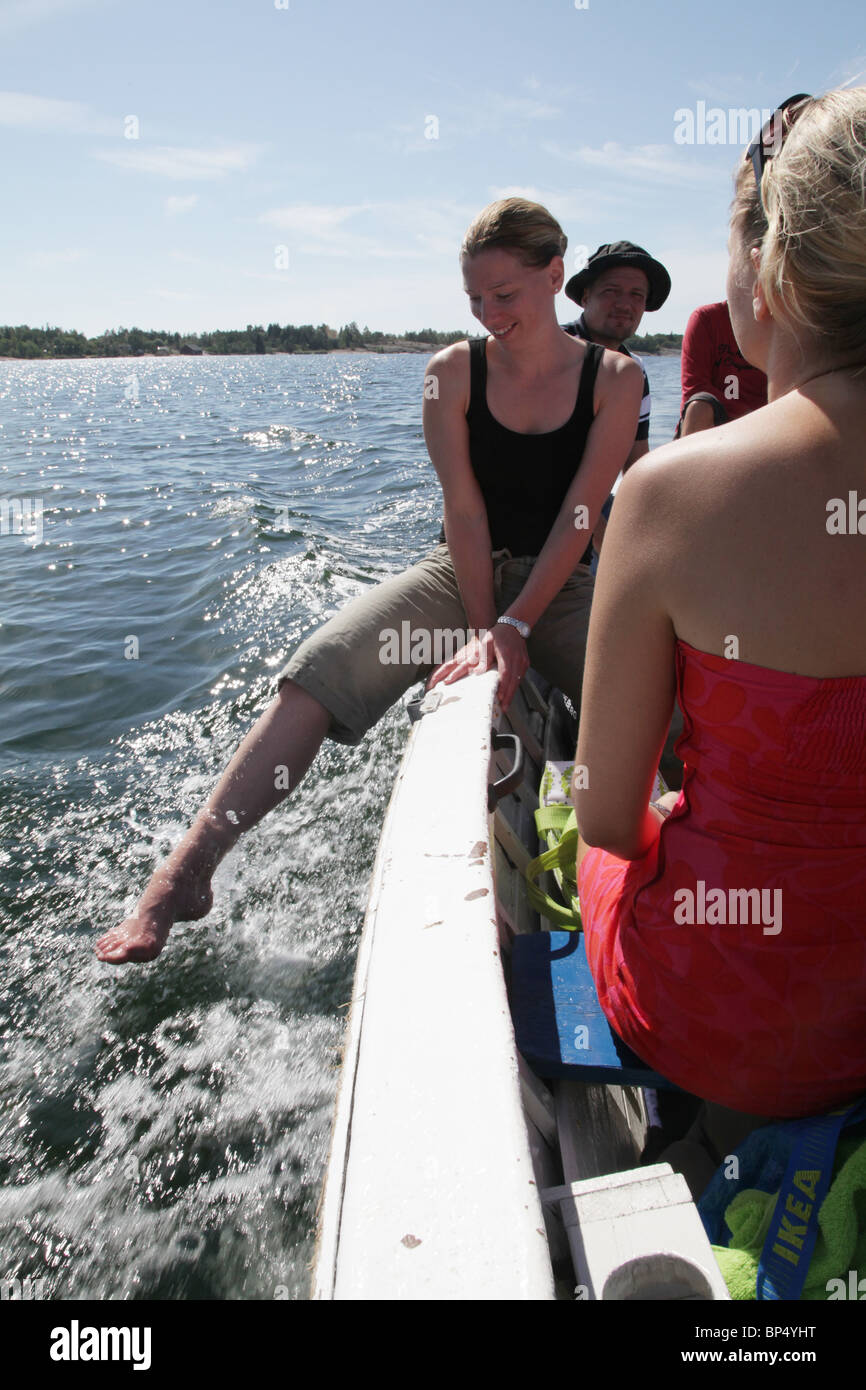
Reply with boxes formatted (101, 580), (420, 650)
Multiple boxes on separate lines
(634, 360), (651, 442)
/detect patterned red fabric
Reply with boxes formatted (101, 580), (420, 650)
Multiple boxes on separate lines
(578, 640), (866, 1117)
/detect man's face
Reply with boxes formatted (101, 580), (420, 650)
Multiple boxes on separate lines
(580, 266), (650, 347)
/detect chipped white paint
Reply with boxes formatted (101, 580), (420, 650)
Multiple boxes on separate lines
(313, 671), (555, 1300)
(313, 672), (730, 1302)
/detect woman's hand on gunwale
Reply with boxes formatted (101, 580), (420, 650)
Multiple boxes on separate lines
(425, 623), (528, 711)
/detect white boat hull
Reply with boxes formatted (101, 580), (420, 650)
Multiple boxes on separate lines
(313, 671), (555, 1299)
(313, 669), (729, 1301)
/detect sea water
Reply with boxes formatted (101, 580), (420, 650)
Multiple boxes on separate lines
(0, 350), (683, 1299)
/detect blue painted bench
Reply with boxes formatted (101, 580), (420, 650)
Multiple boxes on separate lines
(511, 930), (682, 1090)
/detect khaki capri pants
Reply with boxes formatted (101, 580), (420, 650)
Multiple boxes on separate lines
(276, 543), (595, 745)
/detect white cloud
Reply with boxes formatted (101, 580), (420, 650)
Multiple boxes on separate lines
(164, 195), (198, 216)
(685, 74), (757, 102)
(541, 140), (720, 186)
(835, 57), (866, 89)
(388, 85), (565, 153)
(259, 198), (474, 264)
(259, 203), (368, 237)
(450, 92), (563, 137)
(0, 0), (107, 36)
(0, 90), (114, 135)
(653, 246), (730, 330)
(93, 143), (260, 181)
(499, 95), (561, 121)
(486, 183), (621, 226)
(24, 247), (87, 268)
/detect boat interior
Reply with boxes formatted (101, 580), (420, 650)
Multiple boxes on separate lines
(490, 671), (728, 1300)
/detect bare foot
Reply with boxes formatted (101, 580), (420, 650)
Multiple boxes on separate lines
(95, 823), (229, 965)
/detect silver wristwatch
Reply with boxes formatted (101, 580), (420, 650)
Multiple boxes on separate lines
(496, 615), (531, 640)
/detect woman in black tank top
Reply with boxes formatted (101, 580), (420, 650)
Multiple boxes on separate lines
(95, 196), (644, 967)
(425, 197), (644, 711)
(465, 335), (603, 564)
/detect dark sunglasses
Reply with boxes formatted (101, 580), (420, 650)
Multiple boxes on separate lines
(745, 94), (812, 212)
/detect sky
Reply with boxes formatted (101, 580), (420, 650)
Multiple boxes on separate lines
(1, 0), (864, 338)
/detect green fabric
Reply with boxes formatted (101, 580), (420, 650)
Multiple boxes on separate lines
(526, 806), (582, 930)
(713, 1132), (866, 1299)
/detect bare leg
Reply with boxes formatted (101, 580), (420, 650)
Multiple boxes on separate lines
(95, 680), (332, 964)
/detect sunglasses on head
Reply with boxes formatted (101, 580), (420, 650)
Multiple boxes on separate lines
(745, 94), (812, 213)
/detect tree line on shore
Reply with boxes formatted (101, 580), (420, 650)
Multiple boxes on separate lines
(0, 322), (683, 359)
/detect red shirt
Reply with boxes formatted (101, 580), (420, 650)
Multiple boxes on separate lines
(680, 301), (767, 421)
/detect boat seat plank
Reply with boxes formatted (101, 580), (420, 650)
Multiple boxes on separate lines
(493, 805), (532, 875)
(522, 672), (552, 720)
(517, 1053), (557, 1146)
(493, 837), (537, 936)
(511, 930), (682, 1089)
(553, 1079), (644, 1185)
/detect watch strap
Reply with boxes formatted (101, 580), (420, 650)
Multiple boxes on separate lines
(496, 615), (531, 639)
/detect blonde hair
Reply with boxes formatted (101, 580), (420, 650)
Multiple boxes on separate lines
(733, 88), (866, 359)
(460, 198), (567, 268)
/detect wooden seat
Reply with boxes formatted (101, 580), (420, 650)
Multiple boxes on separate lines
(511, 931), (682, 1089)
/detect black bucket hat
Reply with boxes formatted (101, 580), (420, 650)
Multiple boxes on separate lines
(565, 241), (671, 312)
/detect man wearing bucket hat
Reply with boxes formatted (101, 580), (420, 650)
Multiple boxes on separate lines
(562, 240), (671, 473)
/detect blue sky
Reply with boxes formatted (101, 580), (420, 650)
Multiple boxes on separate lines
(1, 0), (864, 337)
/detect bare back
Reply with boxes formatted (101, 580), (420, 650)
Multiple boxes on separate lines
(648, 377), (866, 677)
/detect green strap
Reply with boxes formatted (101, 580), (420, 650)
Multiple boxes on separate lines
(534, 805), (574, 835)
(525, 826), (582, 931)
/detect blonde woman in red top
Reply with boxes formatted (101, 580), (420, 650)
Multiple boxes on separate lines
(575, 89), (866, 1128)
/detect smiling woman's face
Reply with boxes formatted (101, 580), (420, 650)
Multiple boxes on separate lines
(461, 247), (562, 346)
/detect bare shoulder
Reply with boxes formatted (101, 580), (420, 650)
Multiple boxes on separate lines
(425, 339), (472, 412)
(600, 345), (643, 376)
(596, 346), (644, 398)
(426, 339), (471, 373)
(612, 407), (784, 550)
(611, 430), (712, 528)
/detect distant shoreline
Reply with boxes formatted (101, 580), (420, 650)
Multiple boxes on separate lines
(0, 340), (683, 362)
(0, 321), (683, 362)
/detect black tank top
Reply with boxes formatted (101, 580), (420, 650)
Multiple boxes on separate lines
(438, 336), (602, 562)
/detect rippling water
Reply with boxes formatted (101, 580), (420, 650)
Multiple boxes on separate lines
(0, 349), (682, 1300)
